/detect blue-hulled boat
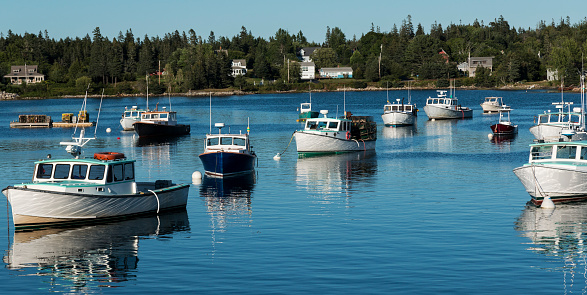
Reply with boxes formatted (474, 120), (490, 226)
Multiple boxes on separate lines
(199, 123), (256, 177)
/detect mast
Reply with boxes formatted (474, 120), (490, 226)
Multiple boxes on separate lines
(209, 92), (212, 134)
(343, 85), (346, 114)
(146, 74), (149, 110)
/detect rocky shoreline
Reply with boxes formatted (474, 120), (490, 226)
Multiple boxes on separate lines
(0, 83), (571, 100)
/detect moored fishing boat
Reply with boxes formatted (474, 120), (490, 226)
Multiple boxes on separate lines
(480, 97), (511, 113)
(199, 122), (256, 177)
(529, 101), (584, 142)
(133, 106), (190, 138)
(295, 110), (377, 155)
(1, 129), (190, 229)
(490, 110), (517, 135)
(120, 106), (146, 131)
(382, 98), (417, 126)
(423, 90), (473, 120)
(513, 141), (587, 205)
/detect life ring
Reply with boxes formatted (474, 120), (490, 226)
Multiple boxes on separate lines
(94, 152), (125, 161)
(346, 131), (351, 140)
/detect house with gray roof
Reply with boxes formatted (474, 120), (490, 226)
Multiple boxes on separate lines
(4, 65), (45, 84)
(231, 59), (247, 77)
(458, 57), (493, 77)
(299, 47), (321, 62)
(300, 62), (316, 80)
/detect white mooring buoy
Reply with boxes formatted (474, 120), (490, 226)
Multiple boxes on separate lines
(541, 196), (555, 209)
(487, 133), (494, 140)
(273, 153), (281, 161)
(192, 171), (202, 184)
(106, 127), (112, 133)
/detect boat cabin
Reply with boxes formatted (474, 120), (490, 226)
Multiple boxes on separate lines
(483, 97), (502, 105)
(123, 106), (145, 119)
(304, 117), (351, 132)
(33, 156), (135, 185)
(140, 108), (177, 125)
(536, 109), (583, 125)
(205, 134), (251, 154)
(300, 103), (312, 113)
(384, 103), (414, 113)
(529, 142), (587, 162)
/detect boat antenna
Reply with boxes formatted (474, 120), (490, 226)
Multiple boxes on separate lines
(167, 85), (171, 112)
(73, 84), (89, 137)
(247, 117), (250, 134)
(146, 74), (149, 111)
(94, 88), (104, 137)
(343, 85), (346, 115)
(386, 81), (389, 104)
(582, 54), (585, 130)
(209, 92), (212, 134)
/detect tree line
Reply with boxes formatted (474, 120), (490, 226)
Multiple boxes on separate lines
(1, 15), (587, 96)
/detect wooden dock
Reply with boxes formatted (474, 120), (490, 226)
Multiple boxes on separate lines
(9, 122), (52, 128)
(53, 122), (94, 128)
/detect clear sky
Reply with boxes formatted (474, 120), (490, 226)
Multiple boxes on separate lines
(2, 0), (586, 43)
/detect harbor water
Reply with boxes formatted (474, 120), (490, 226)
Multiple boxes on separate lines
(0, 89), (585, 293)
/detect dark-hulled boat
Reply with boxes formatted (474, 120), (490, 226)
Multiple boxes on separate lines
(199, 123), (256, 177)
(133, 107), (190, 138)
(490, 111), (518, 135)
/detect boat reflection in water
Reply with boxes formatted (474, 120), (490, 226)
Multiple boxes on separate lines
(200, 172), (256, 231)
(515, 202), (587, 291)
(489, 133), (517, 145)
(382, 124), (417, 139)
(296, 151), (377, 198)
(4, 210), (189, 292)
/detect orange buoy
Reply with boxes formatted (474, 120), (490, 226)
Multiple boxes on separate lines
(94, 152), (125, 161)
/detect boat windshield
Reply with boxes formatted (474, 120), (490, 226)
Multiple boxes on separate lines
(556, 145), (577, 159)
(531, 145), (552, 160)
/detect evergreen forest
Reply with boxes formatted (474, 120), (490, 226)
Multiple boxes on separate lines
(1, 15), (587, 98)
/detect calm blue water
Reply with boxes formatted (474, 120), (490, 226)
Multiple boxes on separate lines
(0, 89), (585, 293)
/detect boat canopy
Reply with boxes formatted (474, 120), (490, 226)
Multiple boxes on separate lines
(33, 158), (136, 184)
(205, 133), (250, 152)
(528, 142), (587, 162)
(300, 103), (312, 113)
(304, 118), (351, 132)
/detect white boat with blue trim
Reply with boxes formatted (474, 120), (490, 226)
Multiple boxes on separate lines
(423, 90), (473, 120)
(2, 131), (189, 229)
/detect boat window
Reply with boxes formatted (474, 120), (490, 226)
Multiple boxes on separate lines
(124, 163), (134, 180)
(70, 164), (88, 179)
(170, 113), (176, 120)
(328, 121), (338, 129)
(531, 146), (552, 160)
(160, 113), (168, 119)
(142, 114), (150, 120)
(36, 163), (53, 179)
(221, 137), (233, 145)
(556, 145), (577, 159)
(581, 147), (587, 160)
(317, 121), (327, 130)
(405, 106), (412, 111)
(207, 137), (219, 146)
(152, 114), (159, 119)
(112, 164), (124, 182)
(384, 106), (391, 112)
(233, 138), (246, 146)
(53, 164), (71, 179)
(88, 165), (105, 180)
(306, 121), (318, 130)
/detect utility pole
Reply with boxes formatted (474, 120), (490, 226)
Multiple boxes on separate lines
(158, 60), (161, 85)
(288, 59), (290, 83)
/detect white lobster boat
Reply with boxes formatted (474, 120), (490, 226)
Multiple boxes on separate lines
(423, 90), (473, 120)
(295, 110), (376, 155)
(513, 141), (587, 205)
(2, 131), (189, 229)
(120, 106), (146, 131)
(529, 101), (584, 142)
(382, 98), (417, 126)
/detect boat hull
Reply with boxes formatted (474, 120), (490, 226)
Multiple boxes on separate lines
(481, 104), (510, 113)
(295, 131), (376, 154)
(423, 105), (473, 120)
(133, 122), (190, 138)
(199, 152), (256, 177)
(2, 183), (190, 228)
(381, 112), (416, 126)
(490, 123), (518, 135)
(529, 124), (563, 141)
(513, 164), (587, 205)
(120, 117), (139, 131)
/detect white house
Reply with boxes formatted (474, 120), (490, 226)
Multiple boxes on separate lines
(319, 67), (353, 79)
(547, 69), (559, 81)
(231, 59), (247, 77)
(300, 62), (315, 80)
(4, 65), (45, 84)
(299, 47), (320, 62)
